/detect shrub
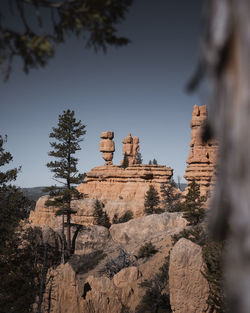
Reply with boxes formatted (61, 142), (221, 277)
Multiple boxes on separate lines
(137, 242), (158, 259)
(100, 249), (136, 278)
(69, 250), (106, 274)
(112, 210), (134, 224)
(135, 256), (172, 313)
(93, 199), (111, 228)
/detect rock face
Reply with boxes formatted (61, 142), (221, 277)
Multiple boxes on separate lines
(184, 104), (218, 196)
(39, 212), (187, 313)
(29, 196), (98, 228)
(169, 238), (209, 313)
(110, 212), (187, 252)
(100, 131), (115, 165)
(121, 133), (140, 166)
(78, 164), (173, 201)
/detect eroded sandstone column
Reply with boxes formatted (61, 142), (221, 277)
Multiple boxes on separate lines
(184, 105), (218, 196)
(121, 133), (140, 166)
(100, 131), (115, 165)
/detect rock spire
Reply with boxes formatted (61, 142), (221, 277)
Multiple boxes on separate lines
(184, 104), (218, 196)
(99, 131), (115, 165)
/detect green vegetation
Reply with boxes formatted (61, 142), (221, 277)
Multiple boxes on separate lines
(144, 185), (160, 215)
(136, 152), (143, 164)
(112, 210), (134, 224)
(135, 256), (172, 313)
(137, 242), (158, 259)
(93, 199), (111, 228)
(160, 178), (182, 212)
(100, 249), (136, 279)
(0, 0), (134, 80)
(45, 109), (86, 261)
(152, 158), (158, 165)
(121, 153), (129, 168)
(0, 135), (60, 313)
(69, 250), (106, 274)
(181, 180), (206, 226)
(172, 180), (226, 312)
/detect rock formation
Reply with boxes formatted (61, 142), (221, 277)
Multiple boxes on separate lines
(29, 162), (173, 226)
(37, 212), (187, 313)
(100, 131), (115, 165)
(184, 104), (218, 196)
(169, 238), (209, 313)
(77, 164), (173, 214)
(121, 133), (140, 166)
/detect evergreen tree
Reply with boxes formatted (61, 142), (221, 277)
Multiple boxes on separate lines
(152, 158), (158, 165)
(121, 153), (129, 168)
(136, 152), (143, 164)
(144, 185), (160, 215)
(148, 160), (152, 165)
(181, 180), (206, 226)
(0, 135), (56, 313)
(45, 110), (86, 261)
(93, 199), (111, 228)
(160, 178), (182, 212)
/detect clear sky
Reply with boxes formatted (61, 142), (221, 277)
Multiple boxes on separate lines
(0, 0), (204, 187)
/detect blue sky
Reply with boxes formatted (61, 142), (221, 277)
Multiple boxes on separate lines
(0, 0), (204, 187)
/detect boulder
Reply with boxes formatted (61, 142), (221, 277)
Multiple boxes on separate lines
(110, 212), (187, 251)
(169, 238), (209, 313)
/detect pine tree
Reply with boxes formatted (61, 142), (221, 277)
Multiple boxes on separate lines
(93, 199), (111, 228)
(136, 152), (143, 164)
(45, 110), (86, 261)
(160, 178), (182, 212)
(182, 180), (206, 226)
(121, 153), (129, 168)
(0, 135), (51, 313)
(144, 185), (160, 215)
(148, 160), (152, 165)
(152, 158), (158, 165)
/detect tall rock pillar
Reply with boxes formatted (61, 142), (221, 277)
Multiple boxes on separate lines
(184, 105), (218, 196)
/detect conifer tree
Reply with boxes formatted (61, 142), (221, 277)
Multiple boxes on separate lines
(93, 199), (111, 228)
(136, 152), (143, 164)
(160, 178), (182, 212)
(45, 110), (86, 261)
(144, 185), (160, 215)
(152, 158), (158, 165)
(0, 135), (48, 313)
(181, 180), (206, 226)
(148, 160), (152, 165)
(122, 153), (129, 168)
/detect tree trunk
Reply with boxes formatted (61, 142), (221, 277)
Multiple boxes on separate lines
(61, 213), (65, 264)
(198, 0), (250, 312)
(66, 210), (71, 254)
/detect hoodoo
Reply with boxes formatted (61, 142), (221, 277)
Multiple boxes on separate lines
(184, 105), (218, 196)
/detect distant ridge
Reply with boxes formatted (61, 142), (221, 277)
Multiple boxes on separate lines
(21, 187), (48, 202)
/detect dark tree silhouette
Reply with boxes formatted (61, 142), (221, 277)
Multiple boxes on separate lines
(45, 109), (86, 261)
(160, 178), (182, 212)
(0, 0), (134, 80)
(144, 185), (160, 215)
(136, 152), (143, 164)
(93, 199), (111, 228)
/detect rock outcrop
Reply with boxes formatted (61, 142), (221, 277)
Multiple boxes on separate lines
(78, 164), (173, 201)
(121, 133), (140, 166)
(109, 212), (186, 252)
(169, 238), (209, 313)
(39, 212), (187, 313)
(100, 131), (115, 165)
(184, 104), (218, 196)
